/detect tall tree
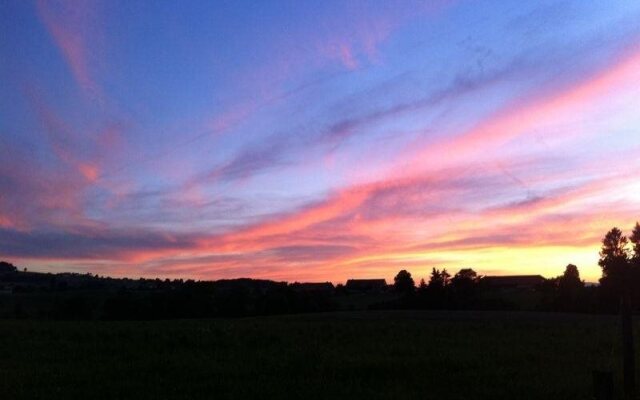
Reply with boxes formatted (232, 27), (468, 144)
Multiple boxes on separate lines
(628, 223), (640, 304)
(393, 270), (415, 294)
(599, 227), (634, 399)
(428, 268), (451, 288)
(598, 227), (629, 289)
(557, 264), (584, 311)
(630, 222), (640, 262)
(426, 268), (450, 309)
(428, 268), (443, 289)
(441, 269), (451, 286)
(561, 264), (581, 282)
(451, 269), (480, 309)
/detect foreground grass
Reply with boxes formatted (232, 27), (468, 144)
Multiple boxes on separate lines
(1, 311), (638, 399)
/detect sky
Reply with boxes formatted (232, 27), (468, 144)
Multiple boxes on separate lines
(1, 0), (640, 283)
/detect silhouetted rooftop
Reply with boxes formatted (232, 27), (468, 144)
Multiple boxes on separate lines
(482, 275), (546, 288)
(345, 279), (388, 291)
(290, 282), (335, 292)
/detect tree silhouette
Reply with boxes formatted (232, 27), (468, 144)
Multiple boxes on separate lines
(451, 269), (479, 308)
(629, 223), (640, 306)
(0, 261), (17, 274)
(415, 278), (428, 307)
(556, 264), (584, 311)
(451, 268), (478, 284)
(631, 223), (640, 262)
(563, 264), (579, 279)
(428, 268), (442, 289)
(425, 268), (451, 309)
(427, 268), (450, 290)
(599, 227), (630, 290)
(393, 270), (415, 294)
(558, 264), (582, 290)
(599, 227), (635, 398)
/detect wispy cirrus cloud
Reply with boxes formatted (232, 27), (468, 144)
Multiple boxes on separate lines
(0, 82), (129, 231)
(0, 227), (196, 260)
(4, 1), (640, 283)
(36, 0), (103, 95)
(191, 29), (640, 188)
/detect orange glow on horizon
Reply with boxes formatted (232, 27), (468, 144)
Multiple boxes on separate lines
(4, 3), (640, 284)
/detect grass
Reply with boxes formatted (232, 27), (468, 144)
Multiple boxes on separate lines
(1, 311), (638, 399)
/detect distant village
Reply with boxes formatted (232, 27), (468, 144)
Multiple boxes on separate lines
(0, 260), (546, 296)
(2, 258), (606, 320)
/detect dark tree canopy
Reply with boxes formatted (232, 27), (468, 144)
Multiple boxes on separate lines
(0, 261), (18, 274)
(6, 224), (640, 319)
(599, 228), (629, 263)
(450, 268), (479, 308)
(452, 268), (478, 284)
(428, 268), (450, 290)
(393, 270), (415, 294)
(560, 264), (582, 286)
(630, 222), (640, 262)
(556, 264), (584, 311)
(599, 227), (630, 288)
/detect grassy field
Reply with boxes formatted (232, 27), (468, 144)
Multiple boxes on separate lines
(1, 311), (638, 399)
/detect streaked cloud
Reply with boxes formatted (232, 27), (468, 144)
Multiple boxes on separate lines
(2, 0), (640, 283)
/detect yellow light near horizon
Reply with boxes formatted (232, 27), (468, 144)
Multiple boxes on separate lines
(340, 244), (603, 283)
(441, 245), (602, 282)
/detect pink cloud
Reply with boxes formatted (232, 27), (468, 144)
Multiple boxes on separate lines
(319, 41), (360, 70)
(155, 45), (640, 279)
(36, 0), (101, 95)
(78, 163), (100, 182)
(9, 9), (640, 283)
(0, 214), (16, 229)
(24, 84), (102, 183)
(394, 45), (640, 180)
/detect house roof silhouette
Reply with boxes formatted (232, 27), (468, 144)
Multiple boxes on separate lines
(345, 279), (388, 291)
(482, 275), (545, 289)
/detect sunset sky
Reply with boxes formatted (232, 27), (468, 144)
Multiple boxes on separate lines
(1, 1), (640, 283)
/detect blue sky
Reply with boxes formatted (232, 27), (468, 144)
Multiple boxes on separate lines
(1, 0), (640, 282)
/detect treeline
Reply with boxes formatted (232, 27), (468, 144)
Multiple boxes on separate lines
(1, 223), (639, 320)
(0, 265), (336, 319)
(385, 265), (593, 312)
(387, 223), (640, 313)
